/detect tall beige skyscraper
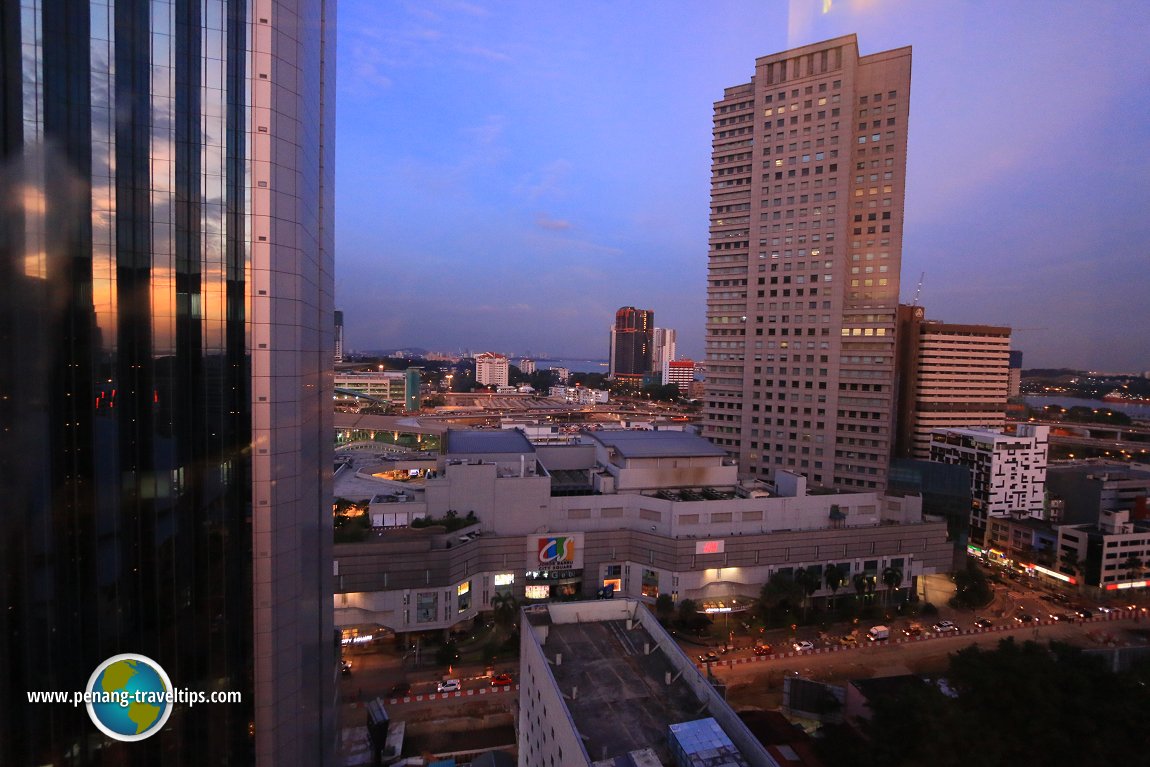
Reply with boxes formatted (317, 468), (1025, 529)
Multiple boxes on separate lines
(702, 35), (911, 491)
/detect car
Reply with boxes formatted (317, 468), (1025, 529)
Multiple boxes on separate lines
(387, 682), (411, 698)
(1096, 605), (1116, 614)
(932, 620), (958, 633)
(1015, 613), (1035, 624)
(1053, 593), (1072, 605)
(1040, 594), (1056, 603)
(1075, 608), (1094, 619)
(1050, 613), (1076, 622)
(436, 679), (461, 693)
(698, 651), (720, 664)
(490, 673), (513, 687)
(973, 618), (993, 629)
(340, 659), (352, 675)
(792, 640), (815, 653)
(903, 623), (924, 637)
(752, 644), (773, 656)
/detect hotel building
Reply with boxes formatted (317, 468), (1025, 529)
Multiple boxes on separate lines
(703, 35), (912, 492)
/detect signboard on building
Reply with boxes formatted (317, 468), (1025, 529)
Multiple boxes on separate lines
(528, 532), (584, 571)
(695, 540), (725, 555)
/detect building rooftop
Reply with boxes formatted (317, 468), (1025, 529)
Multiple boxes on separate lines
(587, 430), (729, 459)
(545, 619), (713, 764)
(444, 429), (535, 455)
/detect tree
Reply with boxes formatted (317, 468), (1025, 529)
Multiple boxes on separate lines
(435, 641), (460, 667)
(853, 574), (877, 606)
(794, 567), (821, 620)
(824, 564), (845, 610)
(759, 571), (804, 626)
(881, 567), (904, 606)
(951, 561), (992, 610)
(818, 638), (1150, 767)
(654, 594), (675, 624)
(677, 598), (699, 628)
(491, 592), (520, 634)
(1123, 554), (1144, 582)
(1059, 549), (1082, 588)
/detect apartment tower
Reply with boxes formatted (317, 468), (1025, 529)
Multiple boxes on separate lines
(894, 305), (1012, 459)
(652, 326), (677, 376)
(0, 1), (336, 765)
(703, 35), (911, 490)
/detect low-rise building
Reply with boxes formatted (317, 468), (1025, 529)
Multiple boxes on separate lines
(549, 385), (609, 405)
(336, 371), (408, 403)
(1058, 509), (1150, 591)
(334, 430), (951, 636)
(665, 358), (696, 394)
(519, 599), (777, 767)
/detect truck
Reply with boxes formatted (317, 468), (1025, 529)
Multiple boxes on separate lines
(866, 625), (890, 642)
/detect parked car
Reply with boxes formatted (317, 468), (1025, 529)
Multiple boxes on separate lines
(932, 620), (958, 633)
(792, 640), (815, 653)
(698, 651), (720, 664)
(436, 679), (461, 693)
(752, 644), (773, 656)
(490, 673), (513, 687)
(387, 682), (411, 698)
(973, 618), (994, 629)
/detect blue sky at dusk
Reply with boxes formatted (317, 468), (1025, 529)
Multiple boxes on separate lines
(334, 0), (1150, 371)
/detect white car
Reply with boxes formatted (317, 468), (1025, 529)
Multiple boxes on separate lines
(436, 679), (461, 693)
(792, 640), (815, 652)
(932, 620), (958, 632)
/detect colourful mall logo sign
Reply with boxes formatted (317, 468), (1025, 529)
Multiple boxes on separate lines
(538, 537), (575, 567)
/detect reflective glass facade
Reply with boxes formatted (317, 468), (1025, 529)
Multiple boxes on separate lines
(0, 0), (335, 764)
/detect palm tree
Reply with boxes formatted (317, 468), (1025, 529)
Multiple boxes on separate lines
(794, 567), (821, 620)
(490, 592), (520, 634)
(824, 564), (845, 610)
(854, 573), (877, 605)
(881, 567), (904, 607)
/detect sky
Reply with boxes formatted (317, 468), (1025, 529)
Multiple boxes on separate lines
(334, 0), (1150, 371)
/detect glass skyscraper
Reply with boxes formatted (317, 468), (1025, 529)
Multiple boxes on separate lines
(0, 0), (335, 764)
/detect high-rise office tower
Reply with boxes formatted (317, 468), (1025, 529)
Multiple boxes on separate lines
(651, 326), (677, 376)
(609, 306), (653, 382)
(703, 35), (911, 491)
(0, 1), (336, 765)
(894, 305), (1011, 459)
(335, 310), (345, 363)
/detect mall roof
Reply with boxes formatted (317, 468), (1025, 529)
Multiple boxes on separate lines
(586, 430), (729, 459)
(444, 429), (535, 455)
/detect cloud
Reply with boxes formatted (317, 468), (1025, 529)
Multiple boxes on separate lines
(465, 115), (506, 146)
(457, 45), (511, 63)
(535, 213), (571, 231)
(517, 159), (573, 201)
